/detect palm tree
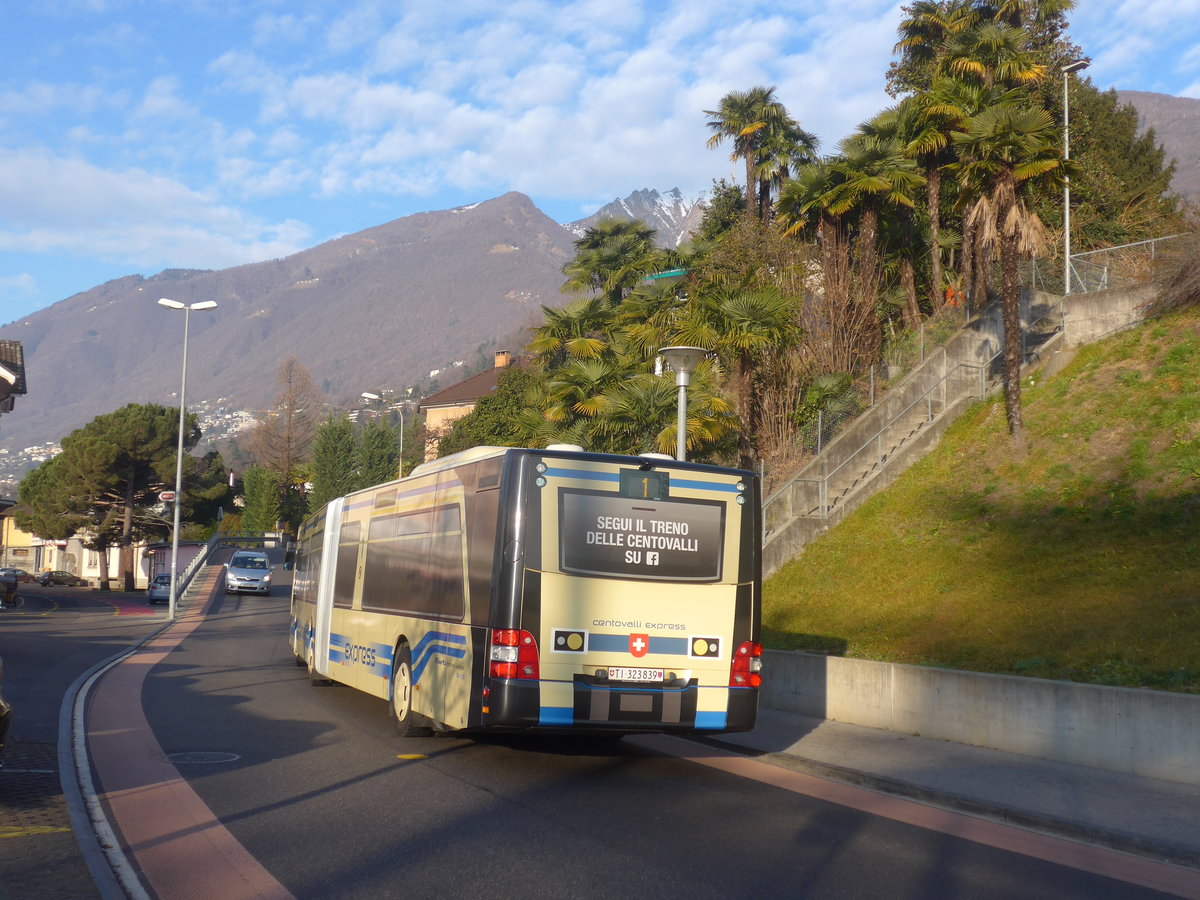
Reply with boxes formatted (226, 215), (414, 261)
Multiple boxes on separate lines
(528, 297), (615, 367)
(778, 160), (847, 304)
(616, 279), (687, 363)
(941, 22), (1047, 89)
(989, 0), (1076, 30)
(854, 107), (933, 325)
(754, 120), (819, 220)
(918, 77), (1030, 308)
(890, 0), (981, 95)
(952, 101), (1063, 436)
(592, 370), (736, 458)
(673, 287), (800, 468)
(778, 161), (878, 373)
(543, 358), (622, 427)
(827, 130), (925, 320)
(561, 218), (664, 307)
(704, 86), (794, 220)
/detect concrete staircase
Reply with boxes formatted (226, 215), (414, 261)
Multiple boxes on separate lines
(762, 283), (1156, 578)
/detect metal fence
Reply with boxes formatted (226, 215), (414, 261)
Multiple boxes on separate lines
(1028, 234), (1189, 295)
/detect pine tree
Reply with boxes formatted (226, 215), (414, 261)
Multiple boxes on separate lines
(355, 419), (401, 490)
(241, 466), (282, 534)
(14, 403), (205, 590)
(309, 415), (358, 508)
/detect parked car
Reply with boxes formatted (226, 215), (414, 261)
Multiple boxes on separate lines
(0, 568), (34, 583)
(38, 570), (87, 587)
(147, 573), (172, 604)
(0, 655), (12, 769)
(225, 551), (272, 595)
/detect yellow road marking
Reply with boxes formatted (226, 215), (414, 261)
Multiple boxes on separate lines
(395, 754), (428, 760)
(0, 826), (73, 838)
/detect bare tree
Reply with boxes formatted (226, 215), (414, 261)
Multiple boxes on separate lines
(248, 357), (323, 529)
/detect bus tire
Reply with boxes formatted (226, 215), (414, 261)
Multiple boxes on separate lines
(390, 642), (431, 737)
(308, 655), (332, 686)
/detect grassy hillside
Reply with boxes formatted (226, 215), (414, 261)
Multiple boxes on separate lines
(764, 306), (1200, 692)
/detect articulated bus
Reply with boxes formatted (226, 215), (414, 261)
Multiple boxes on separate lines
(290, 445), (762, 737)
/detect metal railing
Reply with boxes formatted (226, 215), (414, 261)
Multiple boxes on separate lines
(765, 353), (997, 528)
(173, 532), (224, 601)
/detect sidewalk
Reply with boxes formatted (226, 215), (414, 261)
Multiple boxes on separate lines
(714, 707), (1200, 870)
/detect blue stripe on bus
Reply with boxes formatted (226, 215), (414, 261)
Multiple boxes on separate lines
(543, 466), (740, 494)
(694, 710), (727, 729)
(543, 467), (618, 483)
(671, 478), (740, 493)
(539, 706), (574, 726)
(328, 633), (394, 679)
(410, 631), (468, 683)
(588, 633), (689, 656)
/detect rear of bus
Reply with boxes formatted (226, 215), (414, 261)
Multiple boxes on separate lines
(483, 448), (762, 734)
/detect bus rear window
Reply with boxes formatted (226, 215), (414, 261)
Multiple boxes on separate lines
(558, 489), (725, 582)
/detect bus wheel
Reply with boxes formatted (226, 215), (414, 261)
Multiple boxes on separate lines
(390, 642), (431, 737)
(308, 655), (332, 686)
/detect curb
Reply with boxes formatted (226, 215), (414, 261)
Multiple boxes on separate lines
(57, 569), (225, 898)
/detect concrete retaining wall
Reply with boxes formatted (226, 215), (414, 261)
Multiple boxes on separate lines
(763, 649), (1200, 786)
(1062, 283), (1155, 346)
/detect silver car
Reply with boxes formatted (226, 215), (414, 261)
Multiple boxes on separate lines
(147, 573), (172, 604)
(225, 552), (272, 595)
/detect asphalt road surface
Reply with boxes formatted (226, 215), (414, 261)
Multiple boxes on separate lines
(130, 592), (1177, 899)
(1, 577), (1186, 899)
(0, 583), (163, 899)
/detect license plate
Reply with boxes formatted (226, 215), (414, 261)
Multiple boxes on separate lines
(608, 667), (664, 683)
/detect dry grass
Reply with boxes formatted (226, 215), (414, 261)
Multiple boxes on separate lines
(764, 306), (1200, 691)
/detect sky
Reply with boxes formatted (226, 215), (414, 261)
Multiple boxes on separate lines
(1, 0), (1198, 326)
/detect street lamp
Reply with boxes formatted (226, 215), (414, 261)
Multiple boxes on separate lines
(658, 346), (709, 461)
(361, 392), (404, 477)
(1062, 58), (1090, 295)
(158, 297), (218, 619)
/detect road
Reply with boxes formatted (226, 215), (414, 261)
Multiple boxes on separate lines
(0, 583), (162, 899)
(1, 575), (1187, 899)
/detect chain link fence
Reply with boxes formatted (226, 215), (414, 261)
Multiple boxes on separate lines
(1027, 234), (1188, 295)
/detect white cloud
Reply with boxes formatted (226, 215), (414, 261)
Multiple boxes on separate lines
(0, 149), (310, 269)
(133, 76), (192, 121)
(0, 273), (37, 293)
(252, 12), (315, 48)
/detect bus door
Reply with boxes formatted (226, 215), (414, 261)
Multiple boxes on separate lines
(310, 497), (344, 678)
(421, 472), (471, 729)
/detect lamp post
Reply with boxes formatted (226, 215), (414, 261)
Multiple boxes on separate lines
(1062, 58), (1090, 295)
(658, 346), (709, 461)
(158, 298), (218, 619)
(361, 392), (404, 477)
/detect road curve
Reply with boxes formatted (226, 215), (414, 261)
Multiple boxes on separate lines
(81, 564), (294, 900)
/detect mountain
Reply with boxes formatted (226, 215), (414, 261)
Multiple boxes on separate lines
(567, 187), (705, 248)
(1117, 90), (1200, 201)
(0, 192), (579, 472)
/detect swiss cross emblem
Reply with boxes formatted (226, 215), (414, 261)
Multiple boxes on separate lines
(629, 633), (649, 658)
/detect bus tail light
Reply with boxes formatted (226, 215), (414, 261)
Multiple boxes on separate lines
(490, 629), (540, 680)
(730, 641), (763, 688)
